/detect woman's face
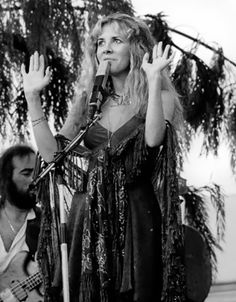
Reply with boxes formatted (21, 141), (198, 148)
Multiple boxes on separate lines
(96, 22), (130, 78)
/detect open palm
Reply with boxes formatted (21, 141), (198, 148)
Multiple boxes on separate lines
(21, 51), (51, 95)
(142, 42), (174, 80)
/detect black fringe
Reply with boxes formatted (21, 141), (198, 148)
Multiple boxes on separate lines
(152, 122), (186, 302)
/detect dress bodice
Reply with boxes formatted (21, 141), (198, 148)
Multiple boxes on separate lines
(84, 115), (144, 150)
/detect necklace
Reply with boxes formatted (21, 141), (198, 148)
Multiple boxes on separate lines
(109, 94), (131, 107)
(107, 111), (113, 148)
(4, 208), (17, 234)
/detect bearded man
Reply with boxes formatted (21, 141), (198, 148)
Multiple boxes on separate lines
(0, 144), (42, 299)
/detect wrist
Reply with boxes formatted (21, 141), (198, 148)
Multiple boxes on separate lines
(24, 91), (41, 102)
(27, 95), (44, 120)
(147, 73), (162, 84)
(147, 76), (162, 93)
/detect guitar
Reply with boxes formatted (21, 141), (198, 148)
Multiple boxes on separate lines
(0, 252), (43, 302)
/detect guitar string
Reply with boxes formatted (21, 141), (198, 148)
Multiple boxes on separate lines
(20, 271), (42, 288)
(8, 271), (42, 295)
(11, 280), (40, 300)
(12, 272), (41, 290)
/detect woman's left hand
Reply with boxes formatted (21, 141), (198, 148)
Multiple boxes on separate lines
(141, 42), (174, 81)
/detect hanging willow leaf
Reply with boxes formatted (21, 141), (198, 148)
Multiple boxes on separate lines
(172, 52), (225, 154)
(145, 13), (172, 46)
(83, 0), (134, 29)
(44, 48), (74, 131)
(13, 89), (30, 140)
(226, 101), (236, 174)
(182, 184), (225, 276)
(209, 47), (225, 80)
(0, 19), (14, 138)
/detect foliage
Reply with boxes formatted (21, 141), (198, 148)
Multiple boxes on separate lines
(181, 183), (225, 277)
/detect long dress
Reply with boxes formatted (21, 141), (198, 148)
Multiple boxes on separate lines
(35, 116), (186, 302)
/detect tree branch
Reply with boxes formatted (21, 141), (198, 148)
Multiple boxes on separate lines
(168, 27), (236, 68)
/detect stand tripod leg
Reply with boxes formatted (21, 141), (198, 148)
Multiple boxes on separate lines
(58, 183), (70, 302)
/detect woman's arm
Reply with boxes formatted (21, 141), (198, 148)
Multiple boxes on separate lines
(21, 51), (57, 162)
(142, 42), (176, 147)
(59, 91), (87, 140)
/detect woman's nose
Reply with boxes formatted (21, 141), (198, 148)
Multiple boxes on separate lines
(104, 49), (112, 54)
(103, 43), (112, 54)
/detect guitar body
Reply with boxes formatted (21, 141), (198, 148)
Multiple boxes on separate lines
(0, 251), (43, 302)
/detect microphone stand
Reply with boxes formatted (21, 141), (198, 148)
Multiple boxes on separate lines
(30, 113), (101, 188)
(31, 109), (103, 302)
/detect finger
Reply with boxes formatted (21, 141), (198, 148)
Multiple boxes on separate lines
(41, 67), (51, 87)
(39, 54), (45, 72)
(157, 41), (163, 57)
(168, 51), (175, 62)
(29, 55), (34, 71)
(34, 51), (39, 70)
(163, 44), (171, 58)
(45, 66), (51, 78)
(142, 52), (149, 64)
(152, 44), (157, 59)
(21, 63), (26, 76)
(141, 53), (149, 70)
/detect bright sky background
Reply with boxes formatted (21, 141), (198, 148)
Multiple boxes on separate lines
(131, 0), (236, 284)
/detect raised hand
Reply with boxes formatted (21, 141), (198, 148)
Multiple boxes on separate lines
(21, 51), (52, 96)
(141, 42), (174, 81)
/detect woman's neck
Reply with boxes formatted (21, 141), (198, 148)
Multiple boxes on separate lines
(111, 74), (127, 95)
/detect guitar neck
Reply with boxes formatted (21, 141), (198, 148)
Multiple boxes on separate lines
(20, 271), (42, 291)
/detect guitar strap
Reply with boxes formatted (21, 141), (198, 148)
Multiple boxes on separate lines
(25, 206), (41, 259)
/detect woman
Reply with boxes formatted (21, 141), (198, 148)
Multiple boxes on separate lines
(22, 13), (185, 302)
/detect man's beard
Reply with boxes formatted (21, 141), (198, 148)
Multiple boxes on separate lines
(6, 181), (36, 210)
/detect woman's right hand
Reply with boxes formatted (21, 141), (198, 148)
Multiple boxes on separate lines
(21, 51), (51, 99)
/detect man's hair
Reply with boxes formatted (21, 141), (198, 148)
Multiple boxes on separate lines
(0, 144), (35, 206)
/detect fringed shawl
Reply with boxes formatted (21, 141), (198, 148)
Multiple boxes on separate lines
(152, 123), (186, 301)
(34, 121), (186, 302)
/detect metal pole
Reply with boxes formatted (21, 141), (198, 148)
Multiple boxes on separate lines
(58, 182), (70, 302)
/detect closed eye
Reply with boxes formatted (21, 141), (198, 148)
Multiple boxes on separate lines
(20, 169), (33, 177)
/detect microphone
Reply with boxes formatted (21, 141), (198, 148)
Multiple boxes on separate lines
(88, 60), (111, 121)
